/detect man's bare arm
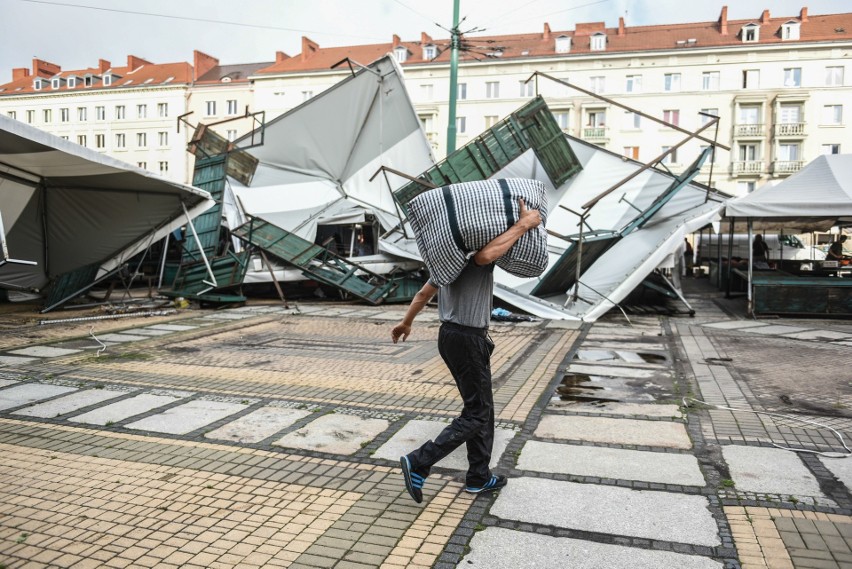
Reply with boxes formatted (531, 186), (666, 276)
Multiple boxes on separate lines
(391, 282), (438, 343)
(473, 198), (542, 266)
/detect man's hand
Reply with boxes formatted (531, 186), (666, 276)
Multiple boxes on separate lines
(517, 198), (542, 230)
(391, 323), (411, 344)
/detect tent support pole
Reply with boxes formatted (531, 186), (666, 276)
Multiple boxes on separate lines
(725, 220), (735, 298)
(39, 265), (124, 314)
(747, 218), (754, 316)
(259, 250), (289, 308)
(158, 232), (170, 289)
(182, 201), (218, 289)
(657, 270), (695, 316)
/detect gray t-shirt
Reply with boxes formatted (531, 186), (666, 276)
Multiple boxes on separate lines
(429, 261), (494, 329)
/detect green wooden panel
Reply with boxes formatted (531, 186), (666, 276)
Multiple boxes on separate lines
(530, 236), (619, 297)
(170, 251), (249, 296)
(182, 155), (228, 263)
(43, 262), (101, 308)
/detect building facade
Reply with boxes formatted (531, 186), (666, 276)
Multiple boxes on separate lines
(2, 6), (850, 194)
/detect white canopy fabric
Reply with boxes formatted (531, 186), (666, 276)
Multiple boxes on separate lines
(232, 55), (435, 254)
(0, 114), (214, 292)
(725, 154), (852, 222)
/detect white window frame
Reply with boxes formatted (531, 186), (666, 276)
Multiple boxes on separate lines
(227, 129), (238, 141)
(782, 22), (801, 41)
(157, 103), (168, 117)
(51, 77), (61, 89)
(742, 24), (759, 43)
(519, 80), (534, 97)
(486, 81), (500, 99)
(783, 67), (802, 87)
(778, 142), (801, 161)
(663, 109), (680, 127)
(457, 83), (467, 100)
(226, 100), (238, 115)
(95, 134), (105, 149)
(394, 46), (408, 63)
(205, 101), (216, 116)
(484, 116), (499, 129)
(137, 161), (147, 169)
(743, 69), (760, 89)
(95, 106), (105, 121)
(137, 104), (147, 119)
(625, 75), (642, 93)
(77, 107), (87, 121)
(159, 161), (169, 173)
(423, 45), (436, 60)
(115, 133), (126, 149)
(822, 143), (841, 155)
(158, 131), (168, 147)
(42, 109), (51, 123)
(555, 35), (571, 54)
(664, 73), (681, 92)
(77, 134), (87, 146)
(823, 104), (843, 125)
(553, 112), (569, 130)
(661, 146), (678, 165)
(702, 71), (720, 91)
(826, 66), (845, 87)
(25, 110), (34, 124)
(136, 132), (147, 148)
(33, 78), (43, 90)
(103, 74), (112, 86)
(67, 76), (76, 88)
(590, 33), (606, 51)
(624, 111), (641, 129)
(590, 76), (605, 94)
(7, 111), (15, 120)
(115, 105), (125, 120)
(456, 116), (466, 134)
(60, 108), (69, 122)
(779, 104), (801, 124)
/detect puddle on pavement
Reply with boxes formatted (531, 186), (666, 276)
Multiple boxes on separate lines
(556, 373), (620, 403)
(573, 350), (666, 365)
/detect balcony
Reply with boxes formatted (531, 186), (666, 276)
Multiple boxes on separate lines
(772, 160), (805, 175)
(733, 123), (764, 138)
(775, 122), (805, 137)
(731, 160), (765, 175)
(582, 126), (608, 141)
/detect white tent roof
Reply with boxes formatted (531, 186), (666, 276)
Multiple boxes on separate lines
(725, 154), (852, 220)
(0, 114), (214, 292)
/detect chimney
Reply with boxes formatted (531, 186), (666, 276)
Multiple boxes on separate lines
(618, 17), (625, 36)
(800, 7), (808, 22)
(543, 23), (551, 40)
(761, 9), (771, 24)
(98, 59), (111, 73)
(719, 5), (728, 35)
(32, 58), (60, 77)
(275, 51), (290, 63)
(193, 50), (218, 80)
(301, 36), (319, 62)
(12, 67), (30, 81)
(421, 32), (433, 44)
(392, 34), (401, 48)
(127, 55), (153, 70)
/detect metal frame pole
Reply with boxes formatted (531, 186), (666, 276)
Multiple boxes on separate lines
(446, 0), (461, 153)
(181, 201), (218, 290)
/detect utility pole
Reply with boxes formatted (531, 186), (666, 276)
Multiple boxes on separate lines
(446, 0), (461, 154)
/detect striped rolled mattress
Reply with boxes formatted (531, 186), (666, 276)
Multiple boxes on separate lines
(407, 178), (549, 287)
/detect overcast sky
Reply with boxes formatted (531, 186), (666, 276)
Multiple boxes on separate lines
(1, 0), (849, 82)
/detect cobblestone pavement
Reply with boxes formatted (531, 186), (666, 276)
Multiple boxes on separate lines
(1, 290), (851, 568)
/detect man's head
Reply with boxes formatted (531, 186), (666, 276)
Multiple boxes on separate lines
(841, 235), (848, 243)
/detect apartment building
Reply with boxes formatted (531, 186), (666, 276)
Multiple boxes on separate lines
(2, 7), (850, 194)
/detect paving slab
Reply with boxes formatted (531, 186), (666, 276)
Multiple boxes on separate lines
(145, 324), (198, 332)
(575, 349), (618, 362)
(702, 321), (769, 330)
(722, 445), (826, 499)
(125, 399), (248, 435)
(491, 477), (721, 546)
(7, 346), (81, 358)
(582, 342), (666, 351)
(119, 328), (174, 337)
(69, 393), (187, 426)
(0, 383), (78, 411)
(0, 379), (19, 388)
(274, 413), (389, 455)
(201, 313), (255, 320)
(517, 440), (705, 486)
(372, 419), (515, 470)
(92, 333), (151, 343)
(464, 527), (722, 569)
(544, 319), (583, 329)
(12, 388), (132, 418)
(747, 325), (812, 336)
(204, 406), (313, 443)
(535, 414), (692, 449)
(781, 329), (852, 341)
(0, 356), (38, 366)
(566, 364), (661, 379)
(817, 455), (852, 490)
(546, 401), (682, 418)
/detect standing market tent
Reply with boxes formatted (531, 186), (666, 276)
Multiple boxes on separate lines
(0, 114), (214, 298)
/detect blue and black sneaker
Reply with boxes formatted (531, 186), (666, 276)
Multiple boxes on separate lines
(400, 456), (425, 503)
(464, 474), (507, 494)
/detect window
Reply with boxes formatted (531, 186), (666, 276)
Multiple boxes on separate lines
(420, 115), (434, 133)
(115, 105), (125, 120)
(205, 101), (216, 116)
(739, 105), (760, 124)
(783, 67), (801, 87)
(590, 33), (606, 51)
(42, 109), (52, 123)
(77, 107), (87, 121)
(587, 110), (606, 127)
(423, 45), (436, 60)
(103, 74), (112, 86)
(67, 77), (76, 88)
(625, 75), (642, 93)
(661, 146), (677, 164)
(457, 83), (467, 100)
(157, 103), (168, 117)
(663, 109), (680, 126)
(739, 144), (758, 161)
(743, 69), (760, 89)
(95, 106), (105, 120)
(782, 22), (801, 40)
(519, 80), (534, 97)
(823, 105), (843, 125)
(456, 116), (466, 134)
(26, 110), (34, 124)
(226, 129), (237, 141)
(742, 24), (759, 42)
(826, 66), (845, 86)
(590, 76), (605, 94)
(77, 135), (87, 147)
(115, 133), (125, 148)
(484, 116), (499, 129)
(555, 35), (571, 53)
(158, 131), (168, 146)
(779, 104), (801, 124)
(624, 111), (641, 129)
(738, 181), (757, 194)
(33, 78), (43, 90)
(421, 84), (434, 100)
(702, 71), (720, 91)
(84, 75), (93, 87)
(60, 108), (69, 122)
(136, 132), (147, 148)
(159, 161), (169, 173)
(137, 161), (147, 169)
(137, 104), (147, 118)
(51, 77), (61, 89)
(553, 112), (569, 130)
(778, 142), (800, 161)
(95, 134), (105, 148)
(623, 146), (639, 160)
(60, 135), (68, 140)
(7, 111), (15, 120)
(226, 100), (238, 115)
(823, 144), (841, 155)
(699, 145), (717, 163)
(664, 73), (681, 92)
(394, 46), (408, 63)
(700, 108), (718, 125)
(302, 91), (313, 102)
(486, 81), (500, 99)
